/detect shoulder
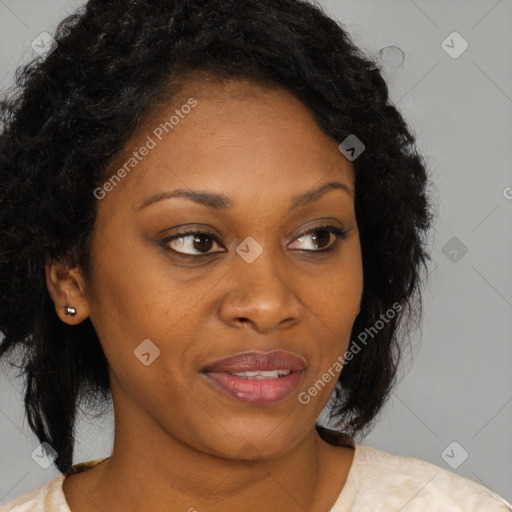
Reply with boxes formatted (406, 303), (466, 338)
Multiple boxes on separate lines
(334, 444), (512, 511)
(0, 476), (66, 512)
(0, 458), (107, 512)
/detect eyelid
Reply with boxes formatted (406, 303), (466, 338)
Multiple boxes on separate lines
(163, 227), (226, 254)
(161, 222), (349, 258)
(288, 225), (348, 252)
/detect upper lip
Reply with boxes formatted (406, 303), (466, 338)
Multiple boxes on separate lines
(202, 350), (306, 373)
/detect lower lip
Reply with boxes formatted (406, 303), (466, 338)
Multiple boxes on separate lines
(202, 370), (304, 405)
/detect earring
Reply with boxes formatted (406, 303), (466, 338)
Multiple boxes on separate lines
(65, 306), (77, 316)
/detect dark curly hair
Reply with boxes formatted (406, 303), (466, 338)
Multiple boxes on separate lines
(0, 0), (435, 474)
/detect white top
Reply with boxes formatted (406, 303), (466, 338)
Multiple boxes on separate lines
(331, 445), (512, 511)
(1, 445), (511, 511)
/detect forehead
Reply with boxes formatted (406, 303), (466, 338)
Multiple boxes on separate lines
(99, 78), (355, 212)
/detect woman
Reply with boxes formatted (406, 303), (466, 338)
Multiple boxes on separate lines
(0, 1), (510, 511)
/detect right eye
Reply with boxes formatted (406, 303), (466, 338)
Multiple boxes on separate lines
(162, 228), (225, 257)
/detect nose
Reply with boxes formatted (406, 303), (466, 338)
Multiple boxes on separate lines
(217, 252), (303, 333)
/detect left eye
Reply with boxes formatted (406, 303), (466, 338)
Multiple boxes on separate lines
(289, 225), (348, 252)
(163, 225), (348, 257)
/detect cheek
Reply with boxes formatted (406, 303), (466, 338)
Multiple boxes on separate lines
(309, 244), (363, 330)
(85, 234), (203, 383)
(304, 249), (363, 372)
(340, 237), (364, 316)
(87, 221), (169, 321)
(83, 231), (164, 370)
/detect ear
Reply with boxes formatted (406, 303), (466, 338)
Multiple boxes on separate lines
(45, 259), (90, 325)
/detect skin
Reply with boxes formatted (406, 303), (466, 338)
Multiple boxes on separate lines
(46, 77), (363, 512)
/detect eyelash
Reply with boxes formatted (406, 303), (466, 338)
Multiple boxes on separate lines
(161, 224), (349, 259)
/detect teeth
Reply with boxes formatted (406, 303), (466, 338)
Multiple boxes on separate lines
(230, 369), (292, 379)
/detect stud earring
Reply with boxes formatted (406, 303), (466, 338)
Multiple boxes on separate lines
(65, 306), (77, 316)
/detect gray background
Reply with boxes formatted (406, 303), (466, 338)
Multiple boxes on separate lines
(1, 0), (511, 505)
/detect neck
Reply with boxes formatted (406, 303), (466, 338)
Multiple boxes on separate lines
(72, 375), (352, 512)
(99, 427), (326, 511)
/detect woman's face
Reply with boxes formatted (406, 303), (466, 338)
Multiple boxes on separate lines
(78, 78), (363, 459)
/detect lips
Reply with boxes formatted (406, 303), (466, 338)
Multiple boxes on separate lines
(202, 350), (306, 373)
(201, 350), (306, 405)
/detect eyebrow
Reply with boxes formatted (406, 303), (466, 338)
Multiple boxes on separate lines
(138, 181), (352, 212)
